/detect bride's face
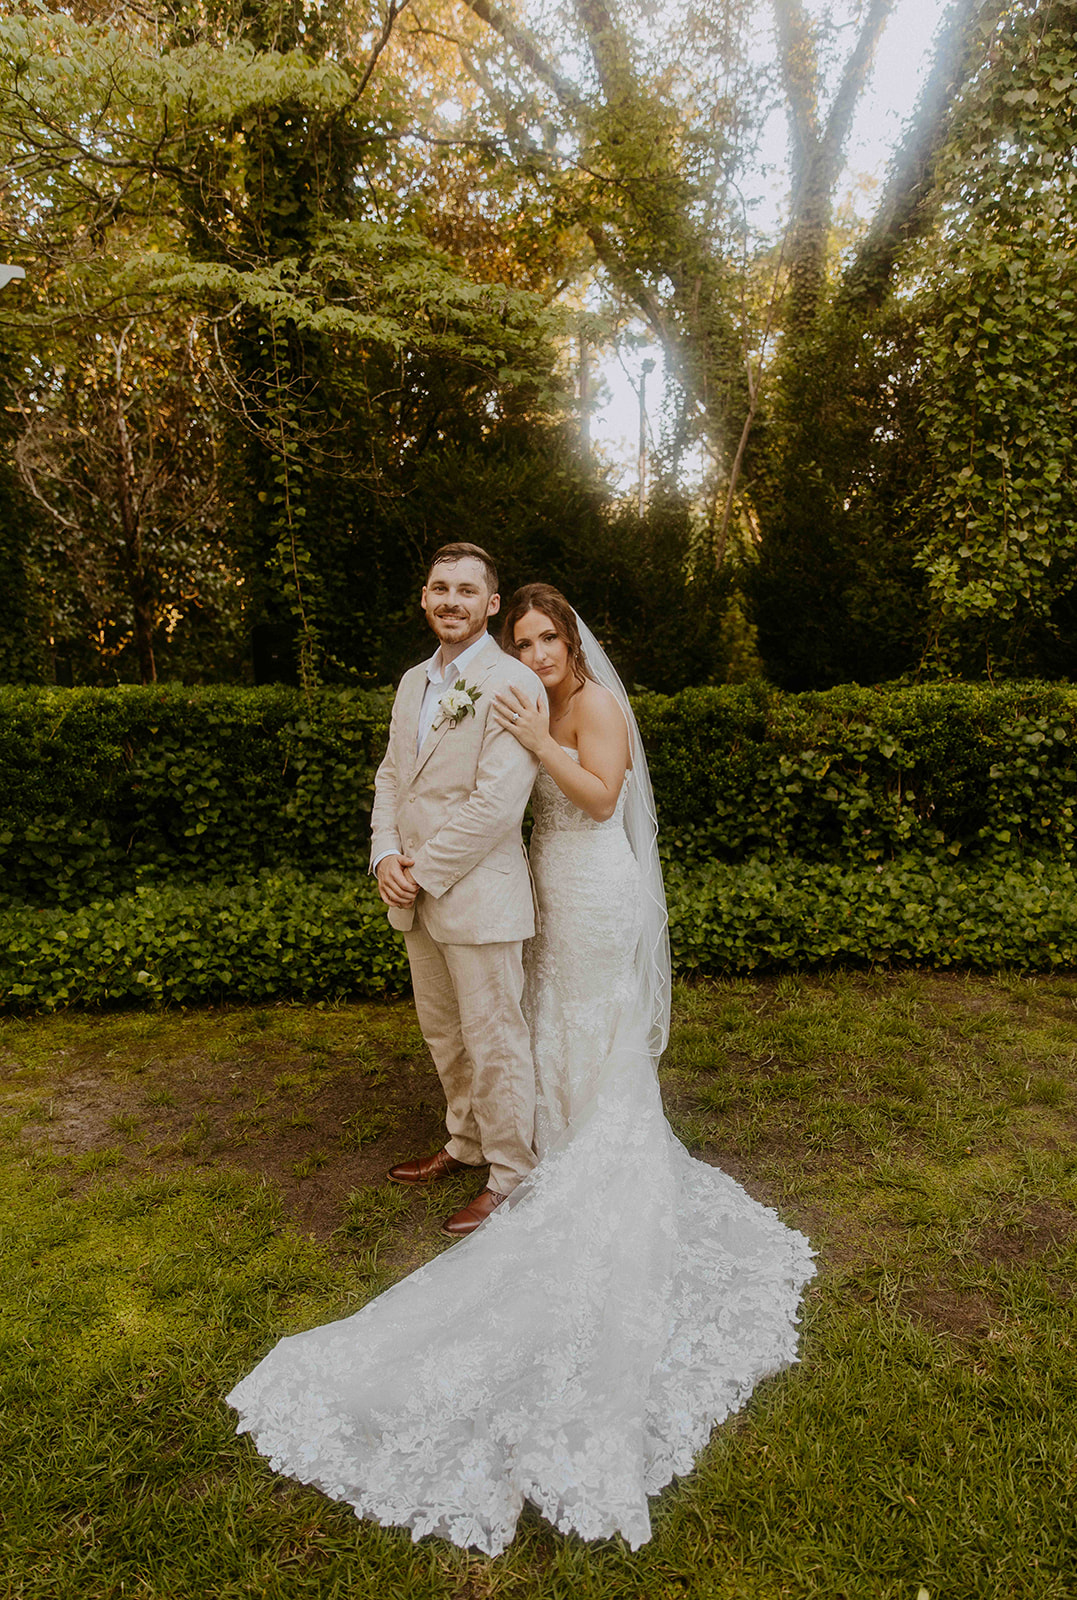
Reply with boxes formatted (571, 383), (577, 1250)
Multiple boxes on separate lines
(512, 609), (571, 691)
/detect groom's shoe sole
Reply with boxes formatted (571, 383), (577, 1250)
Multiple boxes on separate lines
(387, 1149), (474, 1185)
(442, 1189), (508, 1235)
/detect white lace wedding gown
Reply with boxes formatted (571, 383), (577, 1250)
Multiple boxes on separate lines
(226, 751), (815, 1556)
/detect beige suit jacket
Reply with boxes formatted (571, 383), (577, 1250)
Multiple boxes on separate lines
(369, 634), (543, 944)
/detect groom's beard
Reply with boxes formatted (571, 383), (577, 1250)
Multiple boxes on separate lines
(430, 611), (484, 647)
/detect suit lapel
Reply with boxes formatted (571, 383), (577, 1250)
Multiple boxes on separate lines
(411, 635), (502, 783)
(397, 668), (429, 786)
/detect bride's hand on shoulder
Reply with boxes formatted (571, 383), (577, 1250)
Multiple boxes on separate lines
(492, 684), (549, 754)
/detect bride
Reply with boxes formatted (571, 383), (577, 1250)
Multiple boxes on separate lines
(227, 585), (814, 1556)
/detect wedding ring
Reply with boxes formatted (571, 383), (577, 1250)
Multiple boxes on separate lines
(512, 711), (519, 722)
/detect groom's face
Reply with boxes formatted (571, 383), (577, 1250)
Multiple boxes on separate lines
(421, 557), (499, 651)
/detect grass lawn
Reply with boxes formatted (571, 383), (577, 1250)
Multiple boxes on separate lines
(1, 972), (1076, 1599)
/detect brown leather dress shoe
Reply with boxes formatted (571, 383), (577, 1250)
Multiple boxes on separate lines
(387, 1148), (471, 1185)
(442, 1188), (508, 1236)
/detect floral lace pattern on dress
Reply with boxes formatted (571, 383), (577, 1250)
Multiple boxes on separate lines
(526, 753), (642, 1151)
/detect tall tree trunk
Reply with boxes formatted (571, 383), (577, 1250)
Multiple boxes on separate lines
(774, 0), (895, 348)
(839, 0), (997, 313)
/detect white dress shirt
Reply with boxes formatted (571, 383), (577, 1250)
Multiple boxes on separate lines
(415, 630), (491, 756)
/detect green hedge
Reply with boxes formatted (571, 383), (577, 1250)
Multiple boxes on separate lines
(2, 858), (1075, 1011)
(666, 857), (1077, 973)
(2, 681), (1077, 913)
(0, 685), (391, 908)
(0, 873), (409, 1009)
(635, 679), (1077, 866)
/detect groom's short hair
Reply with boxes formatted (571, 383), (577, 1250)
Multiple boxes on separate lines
(427, 542), (499, 595)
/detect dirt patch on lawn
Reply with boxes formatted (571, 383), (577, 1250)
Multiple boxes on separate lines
(904, 1284), (997, 1341)
(975, 1202), (1076, 1266)
(5, 1002), (457, 1244)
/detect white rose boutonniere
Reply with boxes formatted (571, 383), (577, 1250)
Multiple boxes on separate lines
(438, 679), (482, 727)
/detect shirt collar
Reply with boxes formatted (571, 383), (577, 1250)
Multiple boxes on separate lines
(425, 629), (490, 686)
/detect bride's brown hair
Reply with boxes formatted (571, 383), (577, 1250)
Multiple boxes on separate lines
(500, 584), (595, 691)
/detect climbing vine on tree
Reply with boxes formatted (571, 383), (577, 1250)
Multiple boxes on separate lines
(912, 0), (1077, 670)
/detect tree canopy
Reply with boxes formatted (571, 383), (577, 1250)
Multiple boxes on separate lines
(1, 0), (1074, 688)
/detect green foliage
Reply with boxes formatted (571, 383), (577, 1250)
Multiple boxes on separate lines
(401, 450), (735, 694)
(746, 1), (1077, 688)
(6, 311), (239, 687)
(6, 0), (1076, 696)
(5, 852), (1077, 1011)
(0, 457), (44, 685)
(0, 685), (390, 907)
(0, 339), (45, 685)
(4, 680), (1077, 917)
(667, 856), (1077, 974)
(2, 680), (1077, 1006)
(637, 679), (1077, 866)
(747, 298), (929, 690)
(560, 494), (737, 693)
(912, 0), (1077, 669)
(153, 35), (571, 690)
(0, 872), (408, 1010)
(302, 432), (736, 693)
(0, 5), (576, 688)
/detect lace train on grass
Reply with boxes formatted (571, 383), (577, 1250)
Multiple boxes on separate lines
(227, 1028), (813, 1553)
(227, 753), (814, 1555)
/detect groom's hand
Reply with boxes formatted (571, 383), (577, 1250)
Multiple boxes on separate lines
(376, 854), (419, 909)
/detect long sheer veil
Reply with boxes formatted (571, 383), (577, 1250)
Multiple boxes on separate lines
(574, 613), (671, 1059)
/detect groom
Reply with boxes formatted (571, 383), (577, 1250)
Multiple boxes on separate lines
(370, 542), (544, 1235)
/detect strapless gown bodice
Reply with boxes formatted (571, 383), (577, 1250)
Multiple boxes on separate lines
(531, 747), (628, 834)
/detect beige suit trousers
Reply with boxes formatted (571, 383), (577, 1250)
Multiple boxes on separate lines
(404, 910), (537, 1195)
